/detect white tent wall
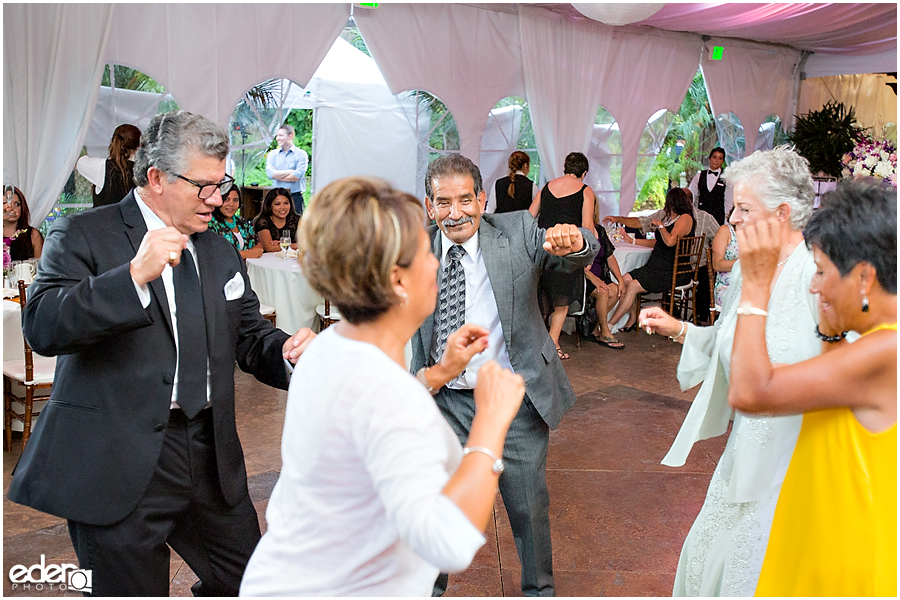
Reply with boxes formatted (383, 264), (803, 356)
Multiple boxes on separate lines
(798, 74), (898, 134)
(8, 3), (895, 224)
(104, 3), (350, 127)
(701, 38), (802, 159)
(355, 3), (526, 164)
(804, 48), (898, 79)
(3, 3), (113, 225)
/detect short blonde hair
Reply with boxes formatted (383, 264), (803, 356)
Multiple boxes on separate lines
(298, 177), (424, 324)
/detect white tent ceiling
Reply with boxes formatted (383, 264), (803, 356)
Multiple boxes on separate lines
(5, 3), (896, 224)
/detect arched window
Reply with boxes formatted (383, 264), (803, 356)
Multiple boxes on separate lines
(42, 65), (179, 235)
(714, 112), (744, 165)
(756, 114), (790, 152)
(587, 106), (622, 220)
(479, 96), (540, 212)
(397, 90), (460, 200)
(634, 109), (678, 212)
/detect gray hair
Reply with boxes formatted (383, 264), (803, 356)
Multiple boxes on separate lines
(725, 145), (815, 230)
(133, 111), (229, 187)
(425, 154), (483, 199)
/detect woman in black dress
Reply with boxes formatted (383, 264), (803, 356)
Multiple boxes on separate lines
(608, 187), (694, 331)
(529, 152), (597, 359)
(3, 186), (43, 260)
(494, 151), (535, 213)
(254, 187), (301, 252)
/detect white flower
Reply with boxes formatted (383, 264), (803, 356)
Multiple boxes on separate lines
(842, 167), (852, 178)
(874, 161), (893, 178)
(880, 150), (890, 161)
(864, 154), (879, 168)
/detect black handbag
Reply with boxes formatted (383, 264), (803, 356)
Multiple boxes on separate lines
(577, 303), (598, 339)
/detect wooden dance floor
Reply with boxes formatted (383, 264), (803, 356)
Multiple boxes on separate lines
(4, 327), (725, 596)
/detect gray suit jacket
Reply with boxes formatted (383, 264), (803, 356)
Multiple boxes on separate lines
(411, 212), (599, 429)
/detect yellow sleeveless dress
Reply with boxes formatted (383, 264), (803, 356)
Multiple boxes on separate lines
(755, 324), (897, 596)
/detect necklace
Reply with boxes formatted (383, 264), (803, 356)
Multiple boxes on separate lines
(223, 218), (236, 229)
(777, 257), (789, 268)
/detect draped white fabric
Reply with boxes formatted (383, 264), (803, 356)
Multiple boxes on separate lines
(105, 3), (350, 127)
(519, 7), (700, 214)
(518, 5), (607, 184)
(355, 3), (524, 162)
(3, 3), (113, 225)
(701, 39), (801, 158)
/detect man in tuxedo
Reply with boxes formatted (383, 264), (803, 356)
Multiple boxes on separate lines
(8, 111), (313, 596)
(411, 155), (598, 596)
(688, 147), (733, 225)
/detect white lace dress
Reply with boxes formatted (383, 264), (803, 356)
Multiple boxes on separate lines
(662, 242), (820, 596)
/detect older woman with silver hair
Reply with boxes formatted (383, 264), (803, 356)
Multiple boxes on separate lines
(240, 177), (526, 596)
(640, 146), (821, 596)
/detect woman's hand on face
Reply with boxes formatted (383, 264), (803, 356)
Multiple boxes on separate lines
(473, 360), (525, 429)
(736, 217), (782, 291)
(639, 306), (681, 337)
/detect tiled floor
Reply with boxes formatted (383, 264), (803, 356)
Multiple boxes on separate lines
(3, 327), (727, 596)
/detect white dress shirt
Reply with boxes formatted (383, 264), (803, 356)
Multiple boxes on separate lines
(688, 169), (734, 218)
(430, 230), (514, 389)
(132, 190), (211, 410)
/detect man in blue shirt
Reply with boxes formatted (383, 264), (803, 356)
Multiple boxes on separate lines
(266, 124), (309, 215)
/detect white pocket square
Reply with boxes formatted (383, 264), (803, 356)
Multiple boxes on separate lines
(224, 272), (245, 301)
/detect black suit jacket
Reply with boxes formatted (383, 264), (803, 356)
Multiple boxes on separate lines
(8, 192), (290, 525)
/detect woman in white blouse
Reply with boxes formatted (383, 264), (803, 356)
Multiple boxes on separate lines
(239, 176), (525, 596)
(639, 146), (820, 596)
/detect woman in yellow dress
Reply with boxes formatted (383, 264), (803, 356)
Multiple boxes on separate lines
(729, 179), (896, 596)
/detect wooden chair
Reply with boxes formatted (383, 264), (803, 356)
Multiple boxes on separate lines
(315, 299), (341, 330)
(706, 246), (719, 324)
(3, 280), (55, 451)
(567, 274), (589, 349)
(259, 303), (277, 327)
(639, 235), (706, 324)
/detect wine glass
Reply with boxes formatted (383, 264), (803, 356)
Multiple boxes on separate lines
(279, 231), (291, 259)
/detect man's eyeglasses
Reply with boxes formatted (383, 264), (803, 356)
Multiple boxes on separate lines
(171, 173), (234, 200)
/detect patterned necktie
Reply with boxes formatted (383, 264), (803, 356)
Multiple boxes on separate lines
(434, 244), (466, 368)
(173, 248), (209, 418)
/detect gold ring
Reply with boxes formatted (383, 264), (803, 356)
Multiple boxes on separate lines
(168, 251), (178, 265)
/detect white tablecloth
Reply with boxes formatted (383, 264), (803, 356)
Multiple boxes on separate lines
(246, 254), (323, 334)
(4, 300), (24, 361)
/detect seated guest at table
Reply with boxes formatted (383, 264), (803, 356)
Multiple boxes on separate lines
(76, 123), (142, 207)
(240, 176), (526, 596)
(490, 150), (535, 214)
(605, 199), (718, 323)
(529, 151), (597, 359)
(583, 224), (625, 349)
(607, 187), (693, 332)
(729, 179), (896, 596)
(254, 187), (300, 253)
(711, 207), (737, 309)
(3, 186), (43, 260)
(210, 186), (263, 259)
(639, 146), (819, 596)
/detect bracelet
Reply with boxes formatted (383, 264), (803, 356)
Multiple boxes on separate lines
(669, 321), (686, 341)
(815, 325), (847, 343)
(463, 446), (505, 475)
(415, 367), (438, 396)
(736, 302), (768, 317)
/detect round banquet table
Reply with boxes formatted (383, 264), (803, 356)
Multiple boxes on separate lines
(245, 253), (323, 334)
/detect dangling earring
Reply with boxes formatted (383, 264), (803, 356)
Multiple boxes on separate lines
(862, 294), (870, 313)
(399, 291), (408, 307)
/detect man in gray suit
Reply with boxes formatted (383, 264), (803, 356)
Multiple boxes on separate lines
(411, 155), (598, 596)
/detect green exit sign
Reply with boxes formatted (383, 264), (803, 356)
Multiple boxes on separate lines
(710, 46), (724, 60)
(357, 3), (378, 7)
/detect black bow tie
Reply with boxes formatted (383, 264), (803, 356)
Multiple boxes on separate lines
(709, 169), (721, 176)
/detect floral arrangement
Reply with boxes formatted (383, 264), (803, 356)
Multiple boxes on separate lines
(841, 135), (897, 187)
(3, 228), (26, 278)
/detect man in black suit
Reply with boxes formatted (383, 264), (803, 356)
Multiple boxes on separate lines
(688, 146), (732, 225)
(8, 111), (313, 596)
(411, 155), (598, 596)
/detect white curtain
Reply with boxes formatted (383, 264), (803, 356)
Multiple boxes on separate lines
(519, 7), (700, 215)
(4, 3), (113, 224)
(356, 3), (525, 164)
(479, 105), (524, 204)
(702, 38), (801, 157)
(518, 5), (607, 182)
(105, 3), (350, 127)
